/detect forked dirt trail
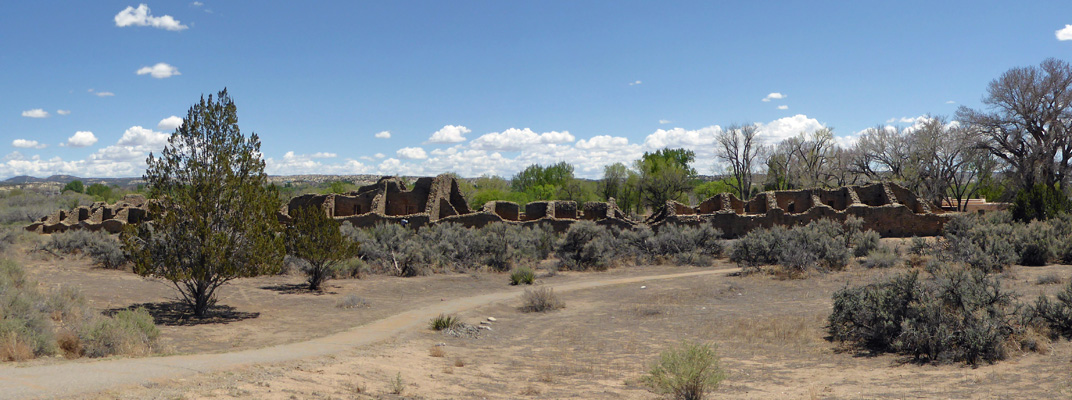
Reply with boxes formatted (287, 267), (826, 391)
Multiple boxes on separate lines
(0, 267), (739, 399)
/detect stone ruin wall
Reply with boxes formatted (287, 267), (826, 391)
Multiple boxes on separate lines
(27, 175), (954, 238)
(25, 194), (151, 234)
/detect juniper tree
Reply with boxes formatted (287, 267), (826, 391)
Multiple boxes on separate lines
(123, 89), (284, 317)
(284, 205), (359, 291)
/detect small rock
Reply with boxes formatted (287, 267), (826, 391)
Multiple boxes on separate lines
(435, 343), (447, 347)
(487, 317), (497, 322)
(640, 286), (646, 289)
(479, 326), (492, 331)
(479, 321), (491, 325)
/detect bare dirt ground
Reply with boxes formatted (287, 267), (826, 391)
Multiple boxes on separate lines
(7, 240), (1072, 399)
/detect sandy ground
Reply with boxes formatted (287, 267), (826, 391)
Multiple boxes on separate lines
(6, 241), (1072, 399)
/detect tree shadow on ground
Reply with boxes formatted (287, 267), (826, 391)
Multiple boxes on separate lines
(260, 283), (334, 295)
(105, 301), (260, 326)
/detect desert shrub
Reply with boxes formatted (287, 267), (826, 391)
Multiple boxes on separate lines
(644, 341), (726, 400)
(0, 190), (94, 225)
(942, 214), (1017, 273)
(556, 221), (618, 271)
(511, 224), (556, 263)
(0, 260), (56, 360)
(47, 230), (127, 269)
(335, 294), (369, 309)
(829, 271), (919, 352)
(852, 230), (881, 257)
(520, 287), (564, 312)
(510, 266), (535, 285)
(347, 223), (431, 277)
(829, 265), (1018, 365)
(1037, 273), (1063, 285)
(478, 223), (517, 271)
(1030, 280), (1072, 339)
(728, 226), (786, 270)
(335, 257), (367, 279)
(649, 224), (724, 266)
(420, 223), (485, 270)
(429, 314), (461, 331)
(909, 236), (929, 256)
(619, 225), (657, 264)
(80, 307), (158, 358)
(0, 228), (20, 255)
(778, 219), (850, 273)
(861, 246), (901, 269)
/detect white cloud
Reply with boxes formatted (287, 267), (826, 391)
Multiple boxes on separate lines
(374, 153), (385, 158)
(21, 109), (48, 118)
(629, 80), (642, 86)
(264, 152), (365, 175)
(375, 130), (391, 139)
(191, 1), (203, 6)
(777, 105), (789, 110)
(1057, 25), (1072, 41)
(575, 135), (630, 151)
(137, 63), (181, 79)
(470, 128), (576, 151)
(396, 147), (428, 160)
(66, 131), (98, 148)
(427, 125), (471, 143)
(56, 109), (71, 116)
(95, 91), (115, 97)
(659, 119), (671, 124)
(12, 139), (46, 149)
(945, 100), (956, 104)
(310, 152), (336, 159)
(762, 92), (786, 102)
(117, 126), (170, 147)
(115, 4), (188, 31)
(157, 116), (183, 131)
(753, 114), (825, 144)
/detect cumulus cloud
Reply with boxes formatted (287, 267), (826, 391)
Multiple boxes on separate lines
(66, 131), (98, 148)
(375, 130), (391, 139)
(157, 116), (183, 131)
(56, 109), (71, 116)
(1058, 25), (1072, 41)
(21, 109), (48, 118)
(470, 128), (576, 151)
(396, 147), (428, 160)
(117, 126), (169, 148)
(115, 4), (188, 31)
(777, 105), (789, 110)
(762, 92), (786, 102)
(264, 152), (365, 175)
(427, 125), (471, 143)
(310, 152), (336, 158)
(754, 114), (825, 144)
(12, 139), (46, 149)
(137, 63), (181, 78)
(629, 80), (642, 86)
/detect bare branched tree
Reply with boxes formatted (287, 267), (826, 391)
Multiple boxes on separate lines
(715, 124), (762, 199)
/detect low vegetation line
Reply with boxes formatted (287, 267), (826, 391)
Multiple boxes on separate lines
(0, 266), (738, 400)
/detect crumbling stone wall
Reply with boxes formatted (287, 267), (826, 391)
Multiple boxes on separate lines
(26, 194), (151, 234)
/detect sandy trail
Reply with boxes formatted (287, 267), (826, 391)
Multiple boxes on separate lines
(0, 267), (738, 400)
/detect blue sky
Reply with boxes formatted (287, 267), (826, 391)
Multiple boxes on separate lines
(3, 1), (1072, 179)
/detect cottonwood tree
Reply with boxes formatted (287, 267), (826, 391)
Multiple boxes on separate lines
(957, 58), (1072, 192)
(123, 89), (284, 317)
(600, 162), (629, 201)
(285, 206), (359, 291)
(715, 124), (762, 199)
(636, 148), (696, 210)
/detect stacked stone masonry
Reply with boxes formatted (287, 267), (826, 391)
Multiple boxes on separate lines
(28, 176), (953, 238)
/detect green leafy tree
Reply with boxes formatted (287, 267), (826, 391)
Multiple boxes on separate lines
(600, 163), (629, 201)
(62, 180), (84, 194)
(123, 89), (284, 317)
(86, 183), (114, 200)
(511, 162), (575, 196)
(636, 149), (696, 211)
(285, 206), (360, 290)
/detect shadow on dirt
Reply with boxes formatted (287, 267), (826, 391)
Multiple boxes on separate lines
(260, 283), (335, 295)
(105, 301), (260, 326)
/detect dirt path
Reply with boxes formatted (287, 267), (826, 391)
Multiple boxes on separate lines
(0, 267), (739, 400)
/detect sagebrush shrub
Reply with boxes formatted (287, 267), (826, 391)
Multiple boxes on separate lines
(861, 246), (901, 269)
(556, 221), (617, 271)
(644, 341), (726, 400)
(728, 226), (786, 270)
(347, 223), (429, 277)
(778, 220), (850, 273)
(47, 230), (127, 269)
(852, 230), (881, 257)
(650, 224), (724, 266)
(829, 271), (918, 352)
(80, 307), (159, 358)
(520, 287), (564, 312)
(1030, 280), (1072, 339)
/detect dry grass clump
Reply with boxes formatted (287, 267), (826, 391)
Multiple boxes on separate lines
(0, 259), (159, 362)
(644, 341), (726, 400)
(520, 287), (564, 313)
(429, 314), (461, 331)
(429, 346), (446, 357)
(335, 294), (369, 309)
